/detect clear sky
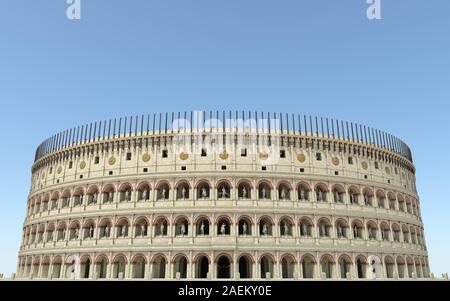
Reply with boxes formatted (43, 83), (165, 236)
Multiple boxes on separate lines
(0, 1), (449, 277)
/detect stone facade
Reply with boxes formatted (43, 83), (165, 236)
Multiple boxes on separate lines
(17, 112), (428, 280)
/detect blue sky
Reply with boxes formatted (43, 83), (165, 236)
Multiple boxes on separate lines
(0, 1), (449, 277)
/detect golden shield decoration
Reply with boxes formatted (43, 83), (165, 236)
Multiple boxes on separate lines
(297, 153), (306, 163)
(259, 152), (269, 160)
(219, 151), (229, 160)
(332, 157), (340, 166)
(361, 162), (369, 170)
(385, 166), (391, 175)
(179, 152), (189, 160)
(79, 161), (86, 170)
(142, 153), (151, 162)
(57, 166), (62, 174)
(108, 157), (116, 166)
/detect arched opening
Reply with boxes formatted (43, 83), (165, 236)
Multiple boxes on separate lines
(321, 255), (334, 279)
(112, 255), (127, 279)
(195, 256), (209, 279)
(197, 181), (210, 200)
(68, 221), (80, 240)
(152, 255), (166, 279)
(362, 188), (374, 207)
(119, 184), (133, 202)
(384, 257), (395, 279)
(95, 256), (108, 279)
(367, 221), (378, 240)
(238, 217), (252, 236)
(217, 181), (231, 199)
(238, 255), (252, 279)
(237, 181), (251, 199)
(157, 182), (170, 200)
(132, 255), (146, 279)
(387, 192), (396, 210)
(73, 189), (84, 207)
(279, 217), (293, 236)
(80, 256), (91, 279)
(102, 186), (115, 204)
(52, 257), (62, 279)
(392, 224), (401, 242)
(87, 186), (99, 205)
(260, 255), (274, 279)
(396, 257), (406, 278)
(376, 190), (386, 208)
(259, 217), (273, 236)
(61, 190), (71, 208)
(338, 256), (352, 279)
(196, 217), (210, 236)
(297, 183), (310, 201)
(407, 257), (414, 278)
(281, 255), (296, 279)
(335, 219), (349, 239)
(41, 257), (50, 278)
(137, 183), (150, 201)
(135, 218), (148, 237)
(356, 256), (367, 279)
(352, 220), (364, 239)
(173, 255), (188, 278)
(332, 185), (345, 204)
(278, 183), (291, 200)
(116, 219), (129, 238)
(175, 217), (189, 236)
(154, 217), (168, 237)
(98, 219), (112, 239)
(380, 223), (390, 241)
(302, 255), (315, 279)
(258, 181), (272, 200)
(83, 220), (96, 240)
(348, 186), (360, 205)
(315, 184), (328, 202)
(216, 217), (231, 236)
(217, 256), (231, 279)
(176, 181), (190, 200)
(299, 218), (313, 237)
(318, 218), (331, 238)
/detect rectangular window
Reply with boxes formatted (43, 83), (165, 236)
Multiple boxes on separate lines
(126, 153), (132, 161)
(221, 165), (227, 170)
(201, 148), (207, 157)
(109, 171), (113, 175)
(348, 157), (353, 165)
(68, 161), (73, 169)
(162, 150), (168, 158)
(94, 156), (100, 164)
(300, 168), (305, 173)
(375, 162), (379, 169)
(316, 153), (322, 161)
(143, 168), (148, 173)
(49, 167), (52, 174)
(262, 166), (267, 171)
(280, 150), (286, 158)
(181, 166), (186, 171)
(241, 148), (247, 157)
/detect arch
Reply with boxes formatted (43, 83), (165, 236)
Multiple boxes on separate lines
(238, 253), (254, 279)
(173, 254), (189, 278)
(384, 256), (395, 278)
(216, 178), (233, 189)
(151, 254), (167, 279)
(216, 254), (232, 279)
(281, 253), (296, 279)
(194, 179), (212, 188)
(194, 254), (210, 279)
(237, 215), (253, 236)
(131, 254), (146, 279)
(174, 216), (189, 236)
(236, 179), (253, 189)
(279, 216), (294, 236)
(258, 216), (274, 236)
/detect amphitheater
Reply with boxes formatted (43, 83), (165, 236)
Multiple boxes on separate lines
(17, 111), (429, 280)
